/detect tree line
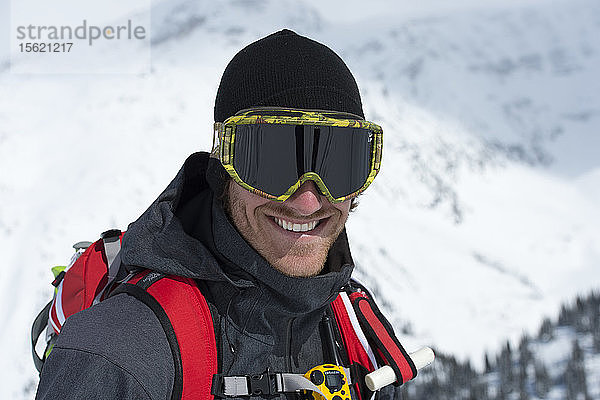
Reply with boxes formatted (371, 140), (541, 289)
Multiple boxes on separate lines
(400, 290), (600, 400)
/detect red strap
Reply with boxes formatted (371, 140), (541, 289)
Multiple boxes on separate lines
(139, 275), (217, 400)
(354, 297), (416, 384)
(331, 296), (375, 372)
(331, 295), (374, 400)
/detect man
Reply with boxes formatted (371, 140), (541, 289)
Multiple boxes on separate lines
(36, 29), (400, 399)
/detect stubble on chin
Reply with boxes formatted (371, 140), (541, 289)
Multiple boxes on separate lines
(224, 187), (346, 278)
(269, 237), (334, 277)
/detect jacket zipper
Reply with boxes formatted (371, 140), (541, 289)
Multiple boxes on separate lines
(327, 306), (350, 366)
(285, 317), (296, 371)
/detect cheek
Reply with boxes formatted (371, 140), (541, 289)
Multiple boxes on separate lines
(334, 201), (352, 219)
(228, 183), (261, 218)
(232, 189), (271, 228)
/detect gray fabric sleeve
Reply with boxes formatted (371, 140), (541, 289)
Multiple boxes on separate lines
(35, 347), (153, 399)
(35, 293), (174, 400)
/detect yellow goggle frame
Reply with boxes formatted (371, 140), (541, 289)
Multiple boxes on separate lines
(211, 107), (383, 203)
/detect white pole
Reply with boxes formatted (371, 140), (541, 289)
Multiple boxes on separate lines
(364, 347), (435, 391)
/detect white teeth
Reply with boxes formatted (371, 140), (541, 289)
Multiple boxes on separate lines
(274, 217), (319, 232)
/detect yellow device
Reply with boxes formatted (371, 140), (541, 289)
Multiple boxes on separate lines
(303, 364), (352, 400)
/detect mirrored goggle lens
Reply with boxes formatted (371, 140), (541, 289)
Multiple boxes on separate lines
(232, 123), (374, 198)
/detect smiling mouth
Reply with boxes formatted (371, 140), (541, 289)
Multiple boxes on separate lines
(272, 217), (322, 233)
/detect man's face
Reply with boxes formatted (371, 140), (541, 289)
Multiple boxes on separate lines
(226, 180), (351, 277)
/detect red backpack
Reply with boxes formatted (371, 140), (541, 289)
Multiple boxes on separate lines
(32, 230), (418, 400)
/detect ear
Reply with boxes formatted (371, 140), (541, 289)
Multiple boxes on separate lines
(349, 197), (359, 212)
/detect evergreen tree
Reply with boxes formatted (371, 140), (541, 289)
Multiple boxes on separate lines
(576, 296), (584, 314)
(538, 317), (553, 342)
(558, 304), (572, 326)
(519, 335), (532, 366)
(518, 335), (531, 400)
(565, 339), (590, 400)
(574, 295), (589, 333)
(534, 361), (551, 398)
(484, 352), (493, 373)
(497, 341), (514, 394)
(593, 312), (600, 353)
(518, 362), (529, 400)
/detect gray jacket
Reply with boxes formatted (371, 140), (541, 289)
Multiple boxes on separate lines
(35, 152), (400, 400)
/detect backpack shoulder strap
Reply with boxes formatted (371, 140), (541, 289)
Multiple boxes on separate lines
(110, 271), (217, 400)
(331, 281), (417, 394)
(346, 283), (417, 386)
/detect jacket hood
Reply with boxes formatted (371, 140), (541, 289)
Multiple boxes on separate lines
(120, 152), (355, 315)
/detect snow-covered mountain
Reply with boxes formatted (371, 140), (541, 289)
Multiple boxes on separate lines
(0, 0), (598, 398)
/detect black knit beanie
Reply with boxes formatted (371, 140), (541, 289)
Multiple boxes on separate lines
(207, 29), (364, 197)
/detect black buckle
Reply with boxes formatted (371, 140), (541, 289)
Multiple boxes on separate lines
(51, 271), (66, 287)
(249, 371), (277, 396)
(211, 370), (279, 398)
(211, 374), (225, 398)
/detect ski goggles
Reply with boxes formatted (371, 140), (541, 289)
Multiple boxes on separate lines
(211, 107), (383, 203)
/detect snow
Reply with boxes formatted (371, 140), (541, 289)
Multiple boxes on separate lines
(0, 0), (599, 397)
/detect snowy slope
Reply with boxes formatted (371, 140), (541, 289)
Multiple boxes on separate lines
(404, 291), (600, 399)
(340, 0), (600, 363)
(1, 0), (599, 397)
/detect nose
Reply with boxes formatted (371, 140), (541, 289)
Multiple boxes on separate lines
(284, 181), (323, 216)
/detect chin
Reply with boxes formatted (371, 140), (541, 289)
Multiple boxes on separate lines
(270, 253), (328, 278)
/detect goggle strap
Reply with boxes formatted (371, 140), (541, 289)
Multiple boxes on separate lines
(212, 122), (224, 158)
